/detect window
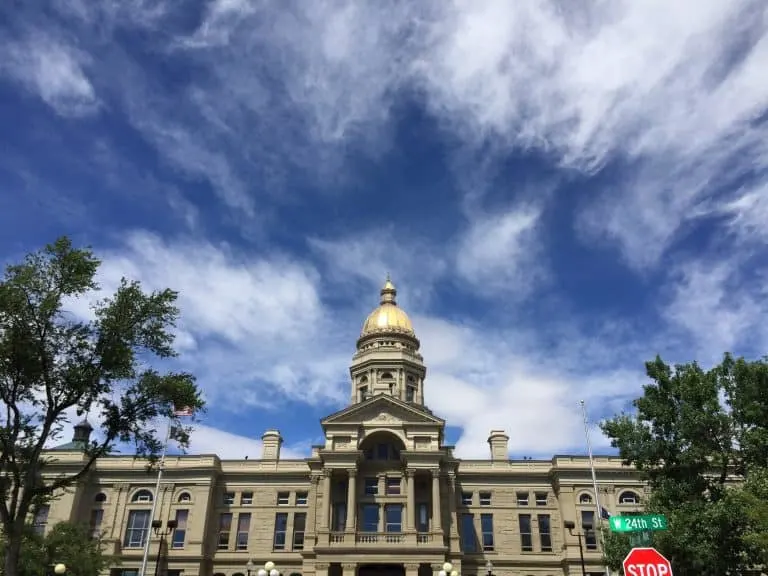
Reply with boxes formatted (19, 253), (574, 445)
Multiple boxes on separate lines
(360, 386), (370, 401)
(516, 491), (529, 506)
(581, 510), (597, 550)
(417, 503), (429, 532)
(376, 443), (389, 460)
(236, 513), (251, 550)
(364, 477), (378, 495)
(293, 513), (306, 550)
(579, 493), (593, 504)
(296, 491), (308, 506)
(619, 491), (641, 504)
(518, 514), (533, 552)
(461, 492), (473, 505)
(172, 510), (188, 548)
(535, 492), (548, 506)
(538, 514), (552, 552)
(217, 513), (232, 549)
(385, 504), (403, 533)
(479, 492), (491, 506)
(273, 513), (288, 550)
(95, 493), (107, 503)
(33, 505), (50, 535)
(177, 492), (191, 503)
(277, 492), (290, 505)
(333, 503), (346, 531)
(386, 477), (401, 495)
(381, 372), (393, 380)
(124, 510), (150, 548)
(89, 509), (104, 539)
(460, 513), (477, 553)
(480, 514), (494, 551)
(362, 504), (379, 532)
(241, 492), (253, 505)
(223, 492), (235, 505)
(131, 490), (153, 503)
(406, 386), (416, 401)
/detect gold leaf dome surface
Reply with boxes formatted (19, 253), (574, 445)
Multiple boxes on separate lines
(361, 277), (415, 337)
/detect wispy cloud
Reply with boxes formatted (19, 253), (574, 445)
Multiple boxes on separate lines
(1, 31), (99, 117)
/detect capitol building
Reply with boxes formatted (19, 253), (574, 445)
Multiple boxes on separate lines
(41, 279), (646, 576)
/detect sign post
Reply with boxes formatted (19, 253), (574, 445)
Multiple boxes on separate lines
(622, 547), (673, 576)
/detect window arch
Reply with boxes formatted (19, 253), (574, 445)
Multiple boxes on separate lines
(618, 490), (641, 504)
(177, 491), (192, 503)
(94, 492), (107, 503)
(578, 493), (593, 504)
(380, 372), (393, 379)
(131, 489), (153, 503)
(233, 572), (245, 576)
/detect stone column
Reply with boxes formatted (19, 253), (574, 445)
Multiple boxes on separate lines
(404, 563), (420, 576)
(321, 469), (332, 530)
(342, 563), (357, 576)
(307, 473), (321, 541)
(431, 468), (442, 532)
(346, 469), (357, 533)
(406, 469), (416, 531)
(447, 471), (460, 550)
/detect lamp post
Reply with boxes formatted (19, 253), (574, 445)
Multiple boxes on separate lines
(564, 520), (590, 576)
(246, 560), (256, 576)
(51, 564), (67, 576)
(484, 560), (494, 576)
(438, 561), (459, 576)
(151, 519), (178, 576)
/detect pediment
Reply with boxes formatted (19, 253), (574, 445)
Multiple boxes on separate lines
(322, 395), (444, 426)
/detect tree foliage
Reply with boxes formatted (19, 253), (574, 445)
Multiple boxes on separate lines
(0, 521), (114, 576)
(601, 354), (768, 576)
(0, 237), (205, 576)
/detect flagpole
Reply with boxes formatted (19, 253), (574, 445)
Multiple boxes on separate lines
(580, 399), (611, 576)
(139, 415), (172, 576)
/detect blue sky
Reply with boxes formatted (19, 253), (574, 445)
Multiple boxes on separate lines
(2, 0), (767, 460)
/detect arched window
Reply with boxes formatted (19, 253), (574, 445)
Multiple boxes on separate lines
(618, 490), (641, 504)
(381, 372), (393, 379)
(94, 492), (107, 503)
(177, 492), (192, 503)
(233, 572), (245, 576)
(578, 493), (593, 504)
(131, 489), (153, 503)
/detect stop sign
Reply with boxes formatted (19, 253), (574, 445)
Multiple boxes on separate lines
(623, 547), (672, 576)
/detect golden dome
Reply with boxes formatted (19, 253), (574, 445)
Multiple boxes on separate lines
(361, 276), (415, 337)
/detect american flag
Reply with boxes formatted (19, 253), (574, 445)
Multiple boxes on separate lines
(173, 405), (194, 417)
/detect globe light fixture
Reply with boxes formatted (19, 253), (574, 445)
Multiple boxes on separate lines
(258, 561), (279, 576)
(438, 561), (458, 576)
(53, 564), (67, 575)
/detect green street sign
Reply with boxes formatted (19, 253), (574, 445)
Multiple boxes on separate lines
(609, 514), (667, 533)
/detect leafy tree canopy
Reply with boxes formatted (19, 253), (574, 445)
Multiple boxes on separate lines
(601, 354), (768, 576)
(0, 237), (205, 576)
(0, 521), (115, 576)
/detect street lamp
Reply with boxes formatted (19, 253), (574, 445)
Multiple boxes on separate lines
(564, 520), (590, 576)
(151, 519), (178, 576)
(484, 560), (494, 576)
(438, 562), (459, 576)
(256, 561), (280, 576)
(52, 564), (66, 576)
(246, 560), (256, 576)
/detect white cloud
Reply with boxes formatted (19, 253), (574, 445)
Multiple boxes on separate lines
(456, 205), (545, 298)
(171, 0), (768, 267)
(1, 32), (99, 117)
(186, 423), (306, 459)
(661, 258), (768, 362)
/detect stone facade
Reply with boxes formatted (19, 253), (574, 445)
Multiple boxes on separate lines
(39, 279), (646, 576)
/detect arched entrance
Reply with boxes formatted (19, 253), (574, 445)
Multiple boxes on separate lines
(358, 564), (405, 576)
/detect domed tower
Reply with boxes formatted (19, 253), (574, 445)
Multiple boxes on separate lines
(349, 276), (427, 405)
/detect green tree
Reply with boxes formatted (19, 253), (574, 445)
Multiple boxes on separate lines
(0, 521), (114, 576)
(0, 237), (205, 576)
(601, 354), (768, 576)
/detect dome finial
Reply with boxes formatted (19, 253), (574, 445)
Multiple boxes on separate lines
(381, 274), (396, 305)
